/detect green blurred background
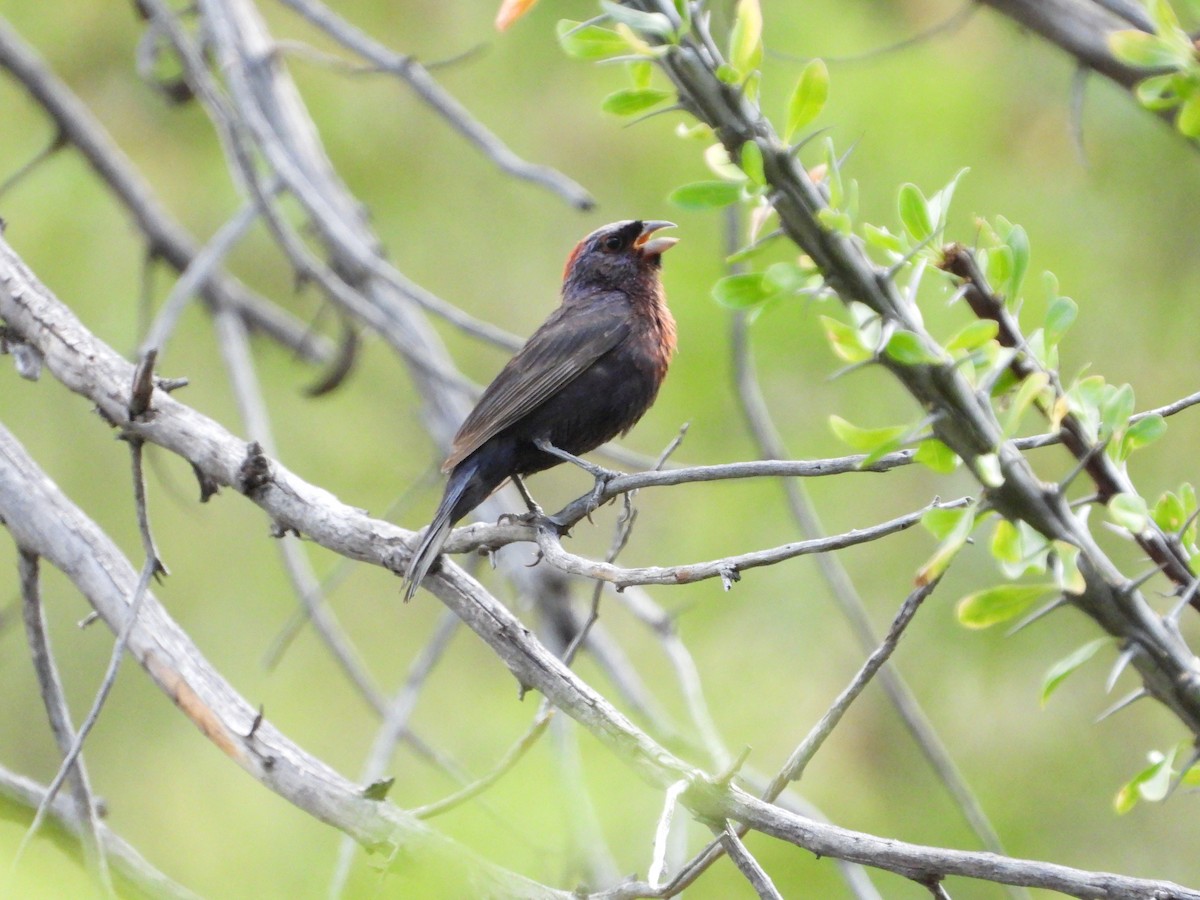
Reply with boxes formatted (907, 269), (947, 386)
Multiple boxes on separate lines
(1, 0), (1199, 896)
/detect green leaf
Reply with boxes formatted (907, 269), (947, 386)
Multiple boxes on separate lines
(739, 140), (765, 186)
(712, 272), (769, 308)
(1005, 225), (1029, 297)
(914, 438), (959, 474)
(946, 319), (999, 354)
(763, 261), (806, 294)
(820, 316), (872, 363)
(556, 20), (628, 60)
(1052, 541), (1087, 594)
(1100, 383), (1135, 438)
(668, 180), (742, 210)
(1109, 492), (1150, 533)
(863, 223), (904, 254)
(1115, 747), (1180, 814)
(956, 583), (1057, 629)
(729, 0), (763, 77)
(785, 58), (829, 141)
(1136, 72), (1185, 110)
(828, 415), (907, 455)
(1152, 489), (1186, 532)
(1107, 29), (1186, 68)
(974, 453), (1004, 488)
(985, 246), (1013, 298)
(1117, 414), (1167, 461)
(916, 505), (976, 585)
(1044, 295), (1077, 348)
(1003, 371), (1050, 438)
(599, 1), (675, 38)
(884, 330), (941, 365)
(1177, 92), (1200, 137)
(1149, 0), (1183, 36)
(628, 60), (653, 89)
(1041, 638), (1110, 706)
(897, 183), (933, 242)
(601, 88), (672, 116)
(990, 519), (1021, 565)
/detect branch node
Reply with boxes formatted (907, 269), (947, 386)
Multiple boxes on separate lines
(237, 441), (272, 494)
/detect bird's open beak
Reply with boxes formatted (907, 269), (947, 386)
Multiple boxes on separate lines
(634, 220), (679, 256)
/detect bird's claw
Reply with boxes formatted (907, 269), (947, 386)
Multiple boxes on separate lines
(497, 507), (572, 537)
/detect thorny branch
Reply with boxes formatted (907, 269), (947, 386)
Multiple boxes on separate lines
(3, 232), (1198, 898)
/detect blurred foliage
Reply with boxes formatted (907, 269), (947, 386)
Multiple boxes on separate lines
(2, 0), (1200, 897)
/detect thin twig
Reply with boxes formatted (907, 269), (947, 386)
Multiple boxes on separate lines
(17, 550), (113, 895)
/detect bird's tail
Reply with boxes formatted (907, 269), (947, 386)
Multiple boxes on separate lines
(402, 461), (478, 602)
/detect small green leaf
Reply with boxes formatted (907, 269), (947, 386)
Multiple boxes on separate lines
(1136, 72), (1184, 110)
(1152, 490), (1186, 532)
(974, 453), (1004, 488)
(1108, 29), (1186, 68)
(1117, 414), (1167, 461)
(1052, 541), (1087, 594)
(712, 272), (768, 308)
(763, 261), (806, 293)
(668, 180), (742, 210)
(1100, 383), (1135, 438)
(990, 519), (1021, 565)
(956, 583), (1057, 629)
(916, 504), (976, 585)
(884, 330), (941, 365)
(828, 415), (907, 455)
(362, 777), (395, 801)
(729, 0), (763, 77)
(601, 88), (672, 116)
(1044, 295), (1077, 348)
(946, 320), (999, 354)
(556, 20), (628, 60)
(985, 246), (1013, 298)
(785, 58), (829, 141)
(863, 223), (903, 254)
(599, 1), (675, 38)
(897, 183), (933, 242)
(1109, 492), (1150, 533)
(914, 439), (959, 474)
(820, 316), (872, 363)
(628, 60), (653, 89)
(1149, 0), (1183, 36)
(1003, 371), (1050, 438)
(1177, 92), (1200, 137)
(739, 140), (765, 186)
(1005, 225), (1029, 297)
(1041, 638), (1110, 706)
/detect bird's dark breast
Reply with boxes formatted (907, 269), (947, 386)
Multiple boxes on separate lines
(509, 329), (666, 476)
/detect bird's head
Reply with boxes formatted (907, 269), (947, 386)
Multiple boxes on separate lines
(561, 220), (678, 296)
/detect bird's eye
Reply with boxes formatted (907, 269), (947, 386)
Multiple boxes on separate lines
(603, 235), (624, 251)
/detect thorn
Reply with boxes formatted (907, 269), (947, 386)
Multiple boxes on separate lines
(77, 611), (100, 629)
(1057, 438), (1108, 494)
(129, 348), (158, 419)
(246, 704), (264, 740)
(1168, 745), (1200, 800)
(1005, 596), (1067, 636)
(623, 103), (685, 129)
(1106, 645), (1137, 693)
(713, 745), (752, 787)
(1095, 688), (1148, 723)
(788, 125), (832, 156)
(1165, 578), (1200, 627)
(1121, 563), (1167, 596)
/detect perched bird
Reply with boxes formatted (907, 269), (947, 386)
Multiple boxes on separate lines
(402, 219), (679, 600)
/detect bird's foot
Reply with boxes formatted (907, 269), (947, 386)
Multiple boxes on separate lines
(532, 438), (619, 515)
(497, 507), (572, 537)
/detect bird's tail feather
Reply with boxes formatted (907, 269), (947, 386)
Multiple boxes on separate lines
(402, 463), (476, 601)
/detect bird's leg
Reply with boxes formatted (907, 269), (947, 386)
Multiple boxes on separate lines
(497, 474), (572, 536)
(532, 438), (618, 512)
(513, 474), (540, 513)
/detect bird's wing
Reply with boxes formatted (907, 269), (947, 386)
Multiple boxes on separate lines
(443, 302), (630, 471)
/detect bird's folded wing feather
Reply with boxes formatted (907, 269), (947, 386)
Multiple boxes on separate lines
(443, 302), (631, 471)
